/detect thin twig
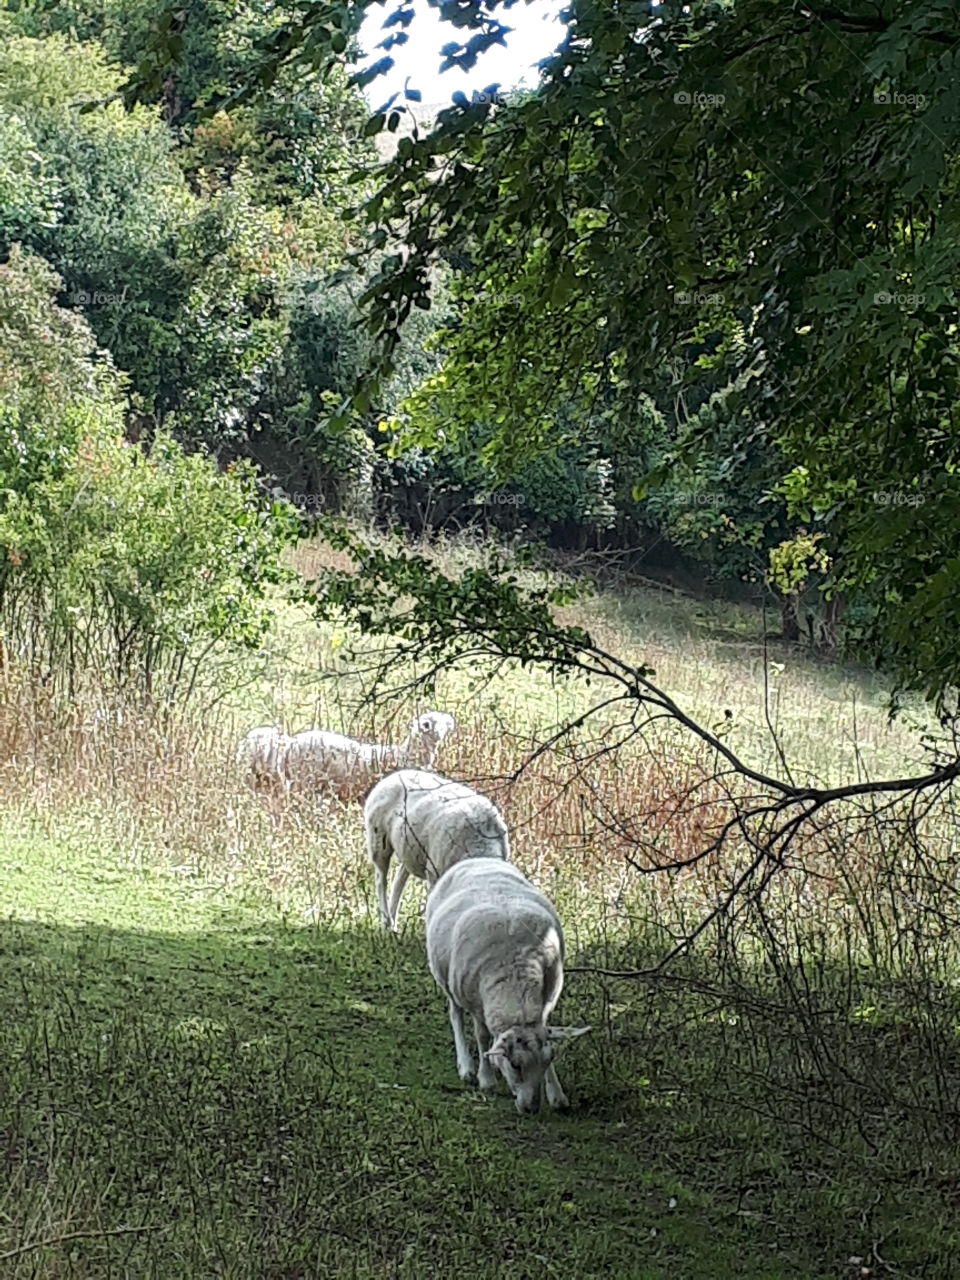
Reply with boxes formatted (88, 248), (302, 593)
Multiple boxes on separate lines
(0, 1224), (169, 1261)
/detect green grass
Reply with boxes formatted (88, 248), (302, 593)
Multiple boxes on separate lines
(2, 812), (959, 1278)
(0, 825), (751, 1278)
(2, 545), (959, 1277)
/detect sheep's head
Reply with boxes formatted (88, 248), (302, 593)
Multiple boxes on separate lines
(485, 1025), (551, 1113)
(486, 1024), (591, 1114)
(409, 710), (456, 755)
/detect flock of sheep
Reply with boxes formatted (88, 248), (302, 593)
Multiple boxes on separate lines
(237, 712), (590, 1115)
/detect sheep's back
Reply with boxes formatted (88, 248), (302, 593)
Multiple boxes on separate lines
(368, 771), (508, 880)
(425, 861), (563, 998)
(285, 730), (391, 787)
(412, 793), (509, 880)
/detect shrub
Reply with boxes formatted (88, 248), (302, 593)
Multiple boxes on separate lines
(0, 245), (298, 701)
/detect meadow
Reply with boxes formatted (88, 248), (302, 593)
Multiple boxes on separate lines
(1, 537), (958, 1278)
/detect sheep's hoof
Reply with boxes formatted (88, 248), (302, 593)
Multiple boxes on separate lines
(458, 1068), (478, 1087)
(477, 1071), (498, 1092)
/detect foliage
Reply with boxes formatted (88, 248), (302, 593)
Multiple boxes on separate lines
(306, 520), (597, 674)
(5, 0), (373, 208)
(18, 0), (960, 698)
(0, 241), (116, 416)
(642, 378), (795, 585)
(239, 0), (960, 704)
(0, 20), (377, 482)
(768, 530), (832, 599)
(381, 348), (663, 531)
(381, 384), (620, 530)
(0, 107), (60, 238)
(0, 245), (298, 697)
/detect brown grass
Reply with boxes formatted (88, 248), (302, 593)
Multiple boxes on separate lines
(3, 649), (954, 985)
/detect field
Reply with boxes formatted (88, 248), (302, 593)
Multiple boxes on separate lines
(1, 539), (959, 1278)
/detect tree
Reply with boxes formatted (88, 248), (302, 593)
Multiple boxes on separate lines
(0, 29), (372, 457)
(322, 0), (959, 705)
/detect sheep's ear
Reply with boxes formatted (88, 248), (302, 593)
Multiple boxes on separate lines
(546, 1025), (592, 1042)
(484, 1048), (510, 1072)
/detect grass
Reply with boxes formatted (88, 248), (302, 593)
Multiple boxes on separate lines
(241, 535), (932, 790)
(0, 823), (788, 1278)
(1, 534), (959, 1277)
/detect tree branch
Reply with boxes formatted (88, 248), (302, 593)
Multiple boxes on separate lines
(799, 5), (960, 48)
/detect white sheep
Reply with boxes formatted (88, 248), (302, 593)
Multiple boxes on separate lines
(364, 767), (509, 931)
(236, 725), (292, 793)
(425, 858), (590, 1114)
(282, 711), (456, 802)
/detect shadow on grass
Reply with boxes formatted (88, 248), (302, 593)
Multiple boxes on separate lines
(1, 915), (959, 1278)
(0, 914), (763, 1280)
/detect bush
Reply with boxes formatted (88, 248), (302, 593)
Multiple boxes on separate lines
(0, 245), (298, 701)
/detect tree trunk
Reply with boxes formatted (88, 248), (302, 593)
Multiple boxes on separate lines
(780, 596), (800, 644)
(821, 592), (846, 653)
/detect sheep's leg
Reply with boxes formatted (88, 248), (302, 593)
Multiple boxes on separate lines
(474, 1017), (497, 1091)
(366, 827), (394, 930)
(386, 864), (410, 932)
(544, 1063), (570, 1110)
(448, 999), (476, 1085)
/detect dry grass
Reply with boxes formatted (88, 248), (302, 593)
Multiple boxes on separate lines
(0, 527), (949, 942)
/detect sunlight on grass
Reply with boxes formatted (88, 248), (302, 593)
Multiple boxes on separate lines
(0, 536), (957, 1277)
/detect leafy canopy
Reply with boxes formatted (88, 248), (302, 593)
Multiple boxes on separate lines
(125, 0), (960, 703)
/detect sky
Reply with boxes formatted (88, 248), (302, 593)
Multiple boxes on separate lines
(356, 0), (569, 108)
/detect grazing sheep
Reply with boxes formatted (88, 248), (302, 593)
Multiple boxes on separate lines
(364, 768), (509, 931)
(236, 725), (292, 792)
(425, 859), (590, 1114)
(282, 711), (456, 802)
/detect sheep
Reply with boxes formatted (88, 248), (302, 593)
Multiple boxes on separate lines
(282, 710), (456, 802)
(236, 724), (292, 792)
(425, 858), (590, 1114)
(364, 768), (509, 931)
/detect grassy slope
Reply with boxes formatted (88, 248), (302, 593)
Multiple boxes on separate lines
(244, 540), (926, 789)
(0, 823), (814, 1280)
(1, 552), (958, 1277)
